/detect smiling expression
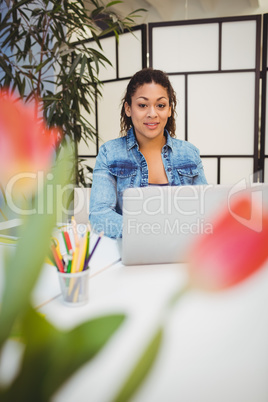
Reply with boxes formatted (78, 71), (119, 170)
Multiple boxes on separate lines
(124, 82), (171, 145)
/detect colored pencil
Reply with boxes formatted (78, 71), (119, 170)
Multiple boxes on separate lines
(51, 244), (65, 273)
(61, 231), (68, 254)
(85, 229), (90, 259)
(76, 235), (88, 272)
(71, 216), (79, 247)
(64, 231), (73, 252)
(70, 246), (79, 273)
(83, 232), (103, 270)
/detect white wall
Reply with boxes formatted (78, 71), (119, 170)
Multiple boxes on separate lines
(105, 0), (268, 23)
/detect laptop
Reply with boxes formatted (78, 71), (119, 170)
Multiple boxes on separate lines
(120, 183), (268, 265)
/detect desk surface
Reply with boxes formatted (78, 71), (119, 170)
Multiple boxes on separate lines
(1, 235), (268, 402)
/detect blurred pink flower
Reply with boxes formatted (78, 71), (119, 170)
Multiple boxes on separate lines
(189, 196), (268, 291)
(0, 90), (61, 196)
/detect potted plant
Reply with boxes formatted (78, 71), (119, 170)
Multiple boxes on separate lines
(0, 0), (145, 186)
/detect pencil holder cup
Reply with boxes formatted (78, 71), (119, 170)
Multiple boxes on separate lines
(58, 270), (89, 306)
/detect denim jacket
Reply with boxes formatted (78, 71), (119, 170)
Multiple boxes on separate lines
(89, 127), (207, 238)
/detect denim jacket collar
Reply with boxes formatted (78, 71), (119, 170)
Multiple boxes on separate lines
(126, 127), (174, 151)
(165, 129), (174, 151)
(126, 127), (137, 151)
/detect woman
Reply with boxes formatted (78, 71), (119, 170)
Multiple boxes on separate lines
(89, 68), (207, 238)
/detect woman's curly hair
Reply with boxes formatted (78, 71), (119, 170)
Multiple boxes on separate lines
(120, 68), (177, 137)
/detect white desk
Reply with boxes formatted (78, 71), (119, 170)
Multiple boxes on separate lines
(1, 236), (268, 402)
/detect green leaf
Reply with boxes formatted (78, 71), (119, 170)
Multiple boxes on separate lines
(90, 30), (102, 49)
(2, 0), (30, 22)
(0, 147), (69, 348)
(0, 308), (125, 401)
(68, 53), (82, 77)
(91, 6), (105, 19)
(34, 57), (52, 73)
(46, 101), (57, 125)
(106, 1), (123, 7)
(112, 327), (164, 402)
(1, 26), (19, 48)
(79, 54), (87, 78)
(128, 8), (148, 15)
(0, 58), (13, 79)
(24, 34), (31, 54)
(46, 314), (126, 396)
(0, 24), (13, 41)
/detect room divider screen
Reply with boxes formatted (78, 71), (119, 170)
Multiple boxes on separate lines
(149, 15), (261, 185)
(78, 15), (268, 186)
(260, 13), (268, 182)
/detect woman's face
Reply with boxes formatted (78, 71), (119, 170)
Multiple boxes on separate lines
(124, 82), (171, 144)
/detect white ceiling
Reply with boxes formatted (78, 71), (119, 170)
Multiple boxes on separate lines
(89, 0), (268, 24)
